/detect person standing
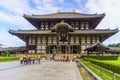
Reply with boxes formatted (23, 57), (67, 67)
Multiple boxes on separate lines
(20, 56), (23, 64)
(52, 47), (56, 60)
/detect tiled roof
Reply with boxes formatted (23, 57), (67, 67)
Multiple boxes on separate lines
(69, 29), (118, 34)
(9, 29), (118, 35)
(24, 12), (105, 19)
(51, 21), (74, 32)
(108, 47), (120, 51)
(85, 43), (109, 51)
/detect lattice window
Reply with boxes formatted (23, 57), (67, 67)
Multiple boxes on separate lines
(92, 36), (96, 44)
(71, 36), (74, 44)
(48, 36), (52, 44)
(45, 22), (48, 30)
(53, 36), (57, 44)
(75, 22), (79, 29)
(85, 22), (89, 29)
(96, 36), (100, 42)
(71, 22), (74, 28)
(42, 36), (46, 44)
(50, 22), (54, 27)
(29, 50), (35, 54)
(76, 36), (79, 43)
(41, 22), (44, 30)
(80, 22), (84, 29)
(81, 36), (85, 44)
(28, 36), (35, 45)
(87, 36), (90, 44)
(37, 36), (41, 44)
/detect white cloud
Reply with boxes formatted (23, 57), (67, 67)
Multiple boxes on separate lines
(0, 33), (25, 47)
(0, 0), (120, 46)
(85, 0), (120, 45)
(0, 10), (35, 29)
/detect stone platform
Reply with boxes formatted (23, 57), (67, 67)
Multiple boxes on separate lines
(0, 61), (82, 80)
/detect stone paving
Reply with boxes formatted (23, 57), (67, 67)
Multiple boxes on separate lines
(0, 61), (82, 80)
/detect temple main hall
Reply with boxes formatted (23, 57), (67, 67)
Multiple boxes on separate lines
(9, 11), (118, 54)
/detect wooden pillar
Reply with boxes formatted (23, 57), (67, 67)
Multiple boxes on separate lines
(68, 34), (70, 54)
(79, 36), (81, 54)
(26, 36), (29, 54)
(57, 34), (60, 54)
(99, 35), (102, 43)
(68, 45), (70, 54)
(90, 35), (93, 45)
(35, 35), (37, 54)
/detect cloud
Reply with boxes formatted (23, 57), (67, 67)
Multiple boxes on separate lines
(0, 0), (120, 47)
(85, 0), (120, 45)
(85, 0), (120, 29)
(0, 32), (25, 47)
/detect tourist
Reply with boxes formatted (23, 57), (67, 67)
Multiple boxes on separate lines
(20, 56), (23, 64)
(66, 55), (69, 62)
(32, 56), (35, 64)
(23, 56), (27, 64)
(35, 57), (39, 64)
(38, 57), (41, 64)
(26, 57), (30, 64)
(29, 57), (32, 64)
(73, 55), (77, 61)
(52, 47), (56, 60)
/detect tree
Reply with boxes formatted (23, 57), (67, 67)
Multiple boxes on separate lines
(2, 51), (10, 57)
(108, 43), (120, 47)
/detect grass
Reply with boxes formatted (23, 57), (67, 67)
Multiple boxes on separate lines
(101, 57), (120, 65)
(79, 57), (120, 80)
(0, 56), (19, 62)
(80, 59), (120, 80)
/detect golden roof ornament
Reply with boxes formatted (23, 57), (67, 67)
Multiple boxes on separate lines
(72, 9), (77, 13)
(56, 9), (60, 14)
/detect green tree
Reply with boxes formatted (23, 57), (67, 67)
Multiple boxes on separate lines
(108, 43), (120, 47)
(3, 51), (10, 57)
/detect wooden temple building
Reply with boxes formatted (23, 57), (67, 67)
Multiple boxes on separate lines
(9, 11), (118, 54)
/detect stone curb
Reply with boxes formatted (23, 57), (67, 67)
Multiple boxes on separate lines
(75, 62), (83, 80)
(77, 59), (102, 80)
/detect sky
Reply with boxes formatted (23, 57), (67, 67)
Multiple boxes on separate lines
(0, 0), (120, 47)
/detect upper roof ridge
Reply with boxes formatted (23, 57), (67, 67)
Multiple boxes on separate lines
(24, 12), (105, 17)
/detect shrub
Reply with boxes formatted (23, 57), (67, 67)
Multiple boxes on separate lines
(2, 51), (10, 57)
(80, 56), (118, 60)
(83, 58), (120, 74)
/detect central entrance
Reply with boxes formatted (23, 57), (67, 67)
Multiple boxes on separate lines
(60, 45), (67, 54)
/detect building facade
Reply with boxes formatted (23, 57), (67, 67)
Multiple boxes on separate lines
(9, 12), (118, 54)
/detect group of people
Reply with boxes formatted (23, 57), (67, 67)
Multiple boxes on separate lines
(50, 54), (78, 62)
(20, 55), (41, 65)
(19, 54), (78, 64)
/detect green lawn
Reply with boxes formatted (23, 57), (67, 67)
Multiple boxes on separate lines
(79, 56), (120, 80)
(0, 56), (19, 62)
(101, 57), (120, 65)
(80, 59), (120, 80)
